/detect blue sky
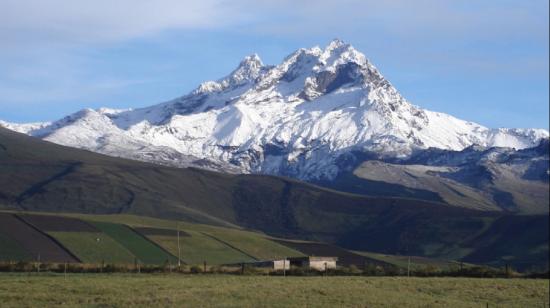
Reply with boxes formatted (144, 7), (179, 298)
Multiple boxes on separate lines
(0, 0), (548, 129)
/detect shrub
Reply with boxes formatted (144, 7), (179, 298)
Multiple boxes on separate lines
(348, 264), (363, 275)
(189, 265), (202, 274)
(363, 264), (385, 276)
(0, 261), (17, 272)
(384, 265), (402, 276)
(414, 265), (442, 277)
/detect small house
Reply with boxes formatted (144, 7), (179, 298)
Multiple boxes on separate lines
(288, 256), (338, 271)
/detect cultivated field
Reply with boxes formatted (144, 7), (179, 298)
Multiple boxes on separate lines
(89, 221), (177, 265)
(48, 232), (136, 264)
(142, 229), (256, 265)
(0, 212), (304, 266)
(0, 274), (547, 307)
(67, 213), (307, 264)
(0, 213), (77, 263)
(1, 210), (546, 278)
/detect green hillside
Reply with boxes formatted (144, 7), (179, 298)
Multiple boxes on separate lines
(0, 211), (311, 265)
(0, 128), (548, 270)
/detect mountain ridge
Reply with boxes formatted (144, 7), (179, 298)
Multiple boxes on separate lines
(319, 138), (549, 213)
(1, 39), (547, 181)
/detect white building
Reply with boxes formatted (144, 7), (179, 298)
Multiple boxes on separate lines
(250, 259), (290, 270)
(288, 257), (338, 271)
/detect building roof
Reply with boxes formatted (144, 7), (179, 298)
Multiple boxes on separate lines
(288, 256), (338, 261)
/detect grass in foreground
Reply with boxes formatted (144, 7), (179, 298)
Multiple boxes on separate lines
(0, 273), (547, 308)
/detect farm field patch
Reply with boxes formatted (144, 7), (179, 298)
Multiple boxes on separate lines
(133, 227), (190, 237)
(203, 230), (304, 260)
(48, 232), (136, 264)
(90, 221), (177, 265)
(0, 274), (547, 307)
(18, 214), (98, 232)
(95, 215), (300, 264)
(144, 230), (256, 265)
(0, 232), (31, 261)
(0, 213), (77, 263)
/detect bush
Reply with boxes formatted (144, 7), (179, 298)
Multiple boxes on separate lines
(189, 265), (202, 274)
(241, 266), (267, 275)
(526, 271), (549, 279)
(0, 261), (17, 272)
(363, 264), (385, 276)
(384, 265), (402, 276)
(0, 260), (534, 278)
(346, 265), (363, 275)
(414, 265), (442, 277)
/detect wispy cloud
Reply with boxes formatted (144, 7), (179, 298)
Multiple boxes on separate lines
(3, 1), (546, 47)
(238, 1), (548, 41)
(0, 0), (246, 48)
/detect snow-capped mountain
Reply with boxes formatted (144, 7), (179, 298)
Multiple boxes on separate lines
(2, 39), (548, 180)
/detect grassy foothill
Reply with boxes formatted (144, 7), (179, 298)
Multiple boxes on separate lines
(0, 274), (547, 307)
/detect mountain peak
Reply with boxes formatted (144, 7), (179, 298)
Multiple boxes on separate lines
(225, 53), (265, 86)
(240, 53), (263, 67)
(326, 38), (348, 50)
(320, 39), (366, 70)
(193, 53), (265, 95)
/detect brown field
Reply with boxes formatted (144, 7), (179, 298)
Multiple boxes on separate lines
(0, 213), (78, 263)
(18, 214), (99, 232)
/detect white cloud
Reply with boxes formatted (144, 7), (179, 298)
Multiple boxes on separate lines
(0, 0), (246, 47)
(245, 0), (548, 42)
(1, 0), (546, 48)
